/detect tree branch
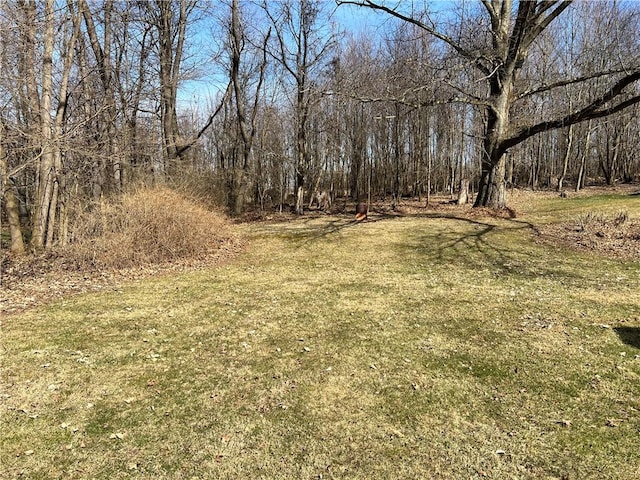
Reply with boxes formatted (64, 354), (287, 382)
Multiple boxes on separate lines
(176, 82), (232, 157)
(336, 0), (492, 76)
(505, 70), (640, 151)
(524, 1), (573, 48)
(516, 68), (637, 100)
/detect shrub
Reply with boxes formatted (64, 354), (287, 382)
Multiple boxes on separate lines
(574, 211), (604, 232)
(613, 210), (628, 227)
(62, 186), (233, 269)
(574, 210), (630, 232)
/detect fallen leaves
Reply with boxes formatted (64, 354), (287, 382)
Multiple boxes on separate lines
(538, 213), (640, 260)
(606, 419), (620, 428)
(1, 236), (244, 315)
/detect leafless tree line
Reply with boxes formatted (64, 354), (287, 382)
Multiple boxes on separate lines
(2, 0), (640, 255)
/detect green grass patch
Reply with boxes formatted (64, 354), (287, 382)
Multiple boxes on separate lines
(2, 195), (640, 478)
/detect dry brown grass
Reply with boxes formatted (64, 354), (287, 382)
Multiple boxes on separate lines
(64, 186), (231, 269)
(1, 187), (241, 314)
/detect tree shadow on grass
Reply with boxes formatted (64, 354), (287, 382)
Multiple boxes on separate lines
(393, 212), (595, 283)
(283, 211), (403, 245)
(257, 203), (639, 292)
(614, 327), (640, 349)
(285, 211), (533, 273)
(268, 208), (593, 282)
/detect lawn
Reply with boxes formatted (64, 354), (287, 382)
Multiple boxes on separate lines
(2, 191), (640, 479)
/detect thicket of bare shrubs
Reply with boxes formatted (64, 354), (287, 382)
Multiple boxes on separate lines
(61, 186), (234, 270)
(574, 210), (630, 232)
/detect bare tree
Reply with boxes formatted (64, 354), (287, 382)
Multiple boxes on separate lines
(141, 0), (197, 173)
(78, 0), (125, 192)
(224, 0), (270, 214)
(111, 3), (156, 184)
(0, 120), (26, 255)
(264, 0), (335, 214)
(28, 0), (81, 250)
(338, 0), (640, 208)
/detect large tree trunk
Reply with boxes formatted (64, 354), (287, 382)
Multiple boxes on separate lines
(227, 168), (247, 216)
(474, 86), (511, 208)
(456, 178), (470, 205)
(475, 153), (507, 208)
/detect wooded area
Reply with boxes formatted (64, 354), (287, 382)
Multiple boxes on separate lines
(2, 0), (640, 255)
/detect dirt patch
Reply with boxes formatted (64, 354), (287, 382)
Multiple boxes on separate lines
(538, 215), (640, 260)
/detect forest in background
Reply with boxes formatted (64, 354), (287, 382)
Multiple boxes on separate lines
(1, 0), (640, 255)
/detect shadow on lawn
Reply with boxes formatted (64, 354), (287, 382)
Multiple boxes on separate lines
(288, 211), (404, 243)
(277, 208), (590, 282)
(393, 212), (595, 282)
(614, 327), (640, 349)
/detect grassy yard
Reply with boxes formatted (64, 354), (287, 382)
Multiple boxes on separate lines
(2, 191), (640, 479)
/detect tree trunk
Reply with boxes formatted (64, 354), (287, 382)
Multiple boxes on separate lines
(576, 120), (593, 191)
(475, 104), (508, 208)
(31, 1), (79, 249)
(474, 80), (511, 208)
(425, 112), (432, 206)
(457, 178), (470, 205)
(154, 0), (191, 172)
(3, 184), (27, 255)
(295, 185), (304, 216)
(475, 153), (507, 208)
(228, 168), (247, 216)
(600, 126), (620, 185)
(45, 174), (59, 247)
(79, 0), (119, 193)
(0, 123), (26, 254)
(506, 152), (514, 187)
(30, 0), (56, 251)
(558, 124), (573, 191)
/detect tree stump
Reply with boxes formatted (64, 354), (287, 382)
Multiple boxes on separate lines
(355, 203), (367, 221)
(457, 179), (470, 205)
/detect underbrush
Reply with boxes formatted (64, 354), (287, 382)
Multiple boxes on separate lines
(1, 187), (240, 314)
(61, 186), (233, 270)
(574, 210), (630, 232)
(537, 209), (640, 260)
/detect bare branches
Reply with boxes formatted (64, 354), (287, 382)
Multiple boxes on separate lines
(337, 0), (493, 76)
(176, 82), (231, 158)
(516, 68), (639, 100)
(325, 76), (490, 112)
(524, 1), (573, 48)
(506, 70), (640, 150)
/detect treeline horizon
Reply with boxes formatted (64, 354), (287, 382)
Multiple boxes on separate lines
(1, 0), (640, 254)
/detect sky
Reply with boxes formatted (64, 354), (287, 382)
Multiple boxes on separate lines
(177, 1), (390, 109)
(177, 1), (459, 110)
